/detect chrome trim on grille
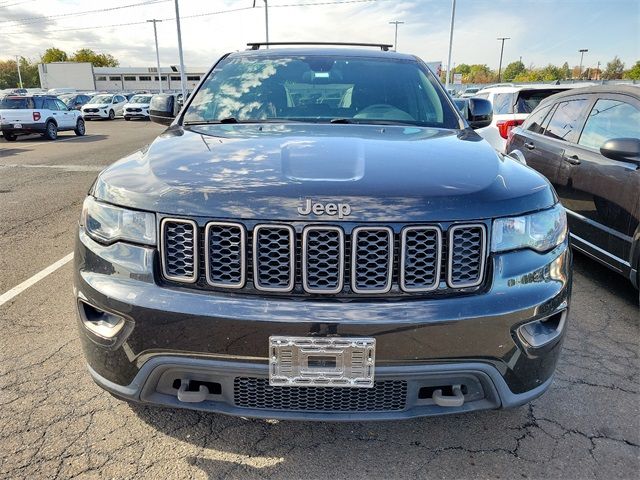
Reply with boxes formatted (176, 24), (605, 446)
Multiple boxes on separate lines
(447, 224), (487, 288)
(252, 224), (296, 292)
(351, 226), (394, 294)
(204, 221), (246, 289)
(301, 225), (345, 294)
(399, 226), (442, 292)
(160, 217), (198, 284)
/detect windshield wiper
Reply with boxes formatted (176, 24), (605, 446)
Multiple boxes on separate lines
(329, 118), (353, 124)
(329, 118), (418, 126)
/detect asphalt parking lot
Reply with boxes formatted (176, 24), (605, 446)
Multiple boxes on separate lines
(0, 119), (638, 479)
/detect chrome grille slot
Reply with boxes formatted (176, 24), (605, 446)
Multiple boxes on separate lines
(400, 226), (442, 292)
(253, 224), (295, 292)
(351, 227), (393, 294)
(205, 222), (245, 288)
(160, 218), (197, 283)
(302, 226), (344, 294)
(448, 224), (487, 288)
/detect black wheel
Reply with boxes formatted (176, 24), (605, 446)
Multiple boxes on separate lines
(74, 118), (86, 136)
(3, 132), (17, 141)
(108, 110), (115, 120)
(124, 116), (131, 121)
(43, 121), (58, 140)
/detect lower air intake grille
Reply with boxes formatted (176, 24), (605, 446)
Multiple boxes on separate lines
(161, 219), (197, 282)
(233, 377), (407, 412)
(448, 224), (486, 288)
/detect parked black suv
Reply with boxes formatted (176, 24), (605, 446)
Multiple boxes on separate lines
(507, 85), (639, 296)
(75, 43), (571, 420)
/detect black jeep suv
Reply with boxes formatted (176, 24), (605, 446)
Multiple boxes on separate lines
(74, 43), (571, 420)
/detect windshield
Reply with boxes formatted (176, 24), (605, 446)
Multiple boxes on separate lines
(183, 55), (458, 128)
(59, 95), (73, 104)
(130, 95), (152, 104)
(0, 97), (33, 109)
(91, 95), (113, 104)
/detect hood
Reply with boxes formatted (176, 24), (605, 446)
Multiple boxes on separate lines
(93, 124), (556, 222)
(83, 103), (108, 109)
(124, 103), (150, 109)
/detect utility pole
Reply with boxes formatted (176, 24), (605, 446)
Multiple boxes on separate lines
(596, 60), (601, 81)
(15, 55), (23, 88)
(253, 1), (269, 48)
(496, 37), (510, 82)
(147, 19), (163, 93)
(445, 0), (456, 90)
(389, 20), (404, 52)
(174, 0), (187, 99)
(578, 48), (588, 79)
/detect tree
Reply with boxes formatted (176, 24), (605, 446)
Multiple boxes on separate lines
(466, 64), (495, 84)
(623, 60), (640, 80)
(41, 47), (68, 63)
(602, 56), (625, 80)
(502, 61), (525, 82)
(0, 57), (40, 89)
(561, 62), (571, 80)
(70, 48), (119, 67)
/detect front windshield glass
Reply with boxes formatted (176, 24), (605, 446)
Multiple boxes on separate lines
(130, 95), (152, 104)
(91, 95), (113, 104)
(183, 55), (458, 128)
(59, 95), (73, 105)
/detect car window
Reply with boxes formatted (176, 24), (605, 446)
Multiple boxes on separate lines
(55, 99), (68, 110)
(543, 99), (590, 143)
(0, 97), (34, 109)
(183, 54), (458, 128)
(515, 89), (567, 114)
(524, 104), (553, 134)
(44, 98), (59, 110)
(115, 95), (125, 103)
(578, 98), (640, 150)
(492, 93), (514, 115)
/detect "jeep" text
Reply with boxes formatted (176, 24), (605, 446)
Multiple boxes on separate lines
(297, 198), (351, 219)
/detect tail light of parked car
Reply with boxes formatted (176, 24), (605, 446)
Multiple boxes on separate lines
(32, 112), (41, 121)
(497, 119), (524, 140)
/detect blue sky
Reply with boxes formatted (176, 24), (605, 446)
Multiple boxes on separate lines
(1, 0), (638, 70)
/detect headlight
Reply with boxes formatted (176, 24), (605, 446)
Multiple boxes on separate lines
(491, 204), (567, 253)
(81, 196), (156, 245)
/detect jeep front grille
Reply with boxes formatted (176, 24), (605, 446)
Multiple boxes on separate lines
(234, 377), (407, 412)
(159, 220), (488, 295)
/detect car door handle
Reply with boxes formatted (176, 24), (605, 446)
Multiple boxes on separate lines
(524, 142), (535, 150)
(564, 154), (581, 165)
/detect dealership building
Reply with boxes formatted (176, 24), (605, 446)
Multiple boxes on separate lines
(38, 62), (208, 92)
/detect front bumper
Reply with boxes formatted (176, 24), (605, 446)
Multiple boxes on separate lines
(82, 111), (110, 119)
(74, 227), (572, 420)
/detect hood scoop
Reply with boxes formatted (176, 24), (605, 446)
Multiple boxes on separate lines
(281, 138), (365, 182)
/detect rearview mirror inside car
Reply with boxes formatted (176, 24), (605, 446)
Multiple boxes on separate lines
(600, 138), (640, 164)
(466, 98), (493, 129)
(149, 94), (176, 126)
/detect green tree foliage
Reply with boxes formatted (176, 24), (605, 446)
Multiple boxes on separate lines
(602, 56), (625, 79)
(502, 61), (525, 82)
(70, 48), (119, 67)
(41, 47), (68, 63)
(561, 62), (571, 79)
(0, 57), (40, 89)
(623, 60), (640, 80)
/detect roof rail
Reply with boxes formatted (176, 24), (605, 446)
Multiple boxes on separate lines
(247, 42), (393, 51)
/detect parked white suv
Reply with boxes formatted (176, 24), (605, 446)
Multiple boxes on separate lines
(81, 94), (128, 120)
(473, 84), (575, 153)
(123, 94), (153, 121)
(0, 95), (85, 141)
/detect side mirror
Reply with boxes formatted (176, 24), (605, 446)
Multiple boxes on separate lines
(467, 98), (493, 129)
(600, 138), (640, 164)
(149, 94), (176, 126)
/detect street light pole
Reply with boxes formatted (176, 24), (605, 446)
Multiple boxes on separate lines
(147, 19), (163, 93)
(15, 55), (23, 89)
(253, 1), (270, 48)
(389, 20), (404, 52)
(445, 0), (456, 90)
(578, 48), (588, 79)
(174, 0), (187, 99)
(497, 37), (510, 82)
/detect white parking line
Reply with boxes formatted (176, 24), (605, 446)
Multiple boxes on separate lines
(0, 252), (74, 307)
(0, 163), (104, 172)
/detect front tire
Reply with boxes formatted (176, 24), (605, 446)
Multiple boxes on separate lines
(124, 116), (131, 121)
(43, 121), (58, 140)
(108, 110), (115, 120)
(3, 132), (17, 141)
(75, 118), (86, 136)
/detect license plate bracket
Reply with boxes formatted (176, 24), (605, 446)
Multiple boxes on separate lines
(269, 336), (376, 388)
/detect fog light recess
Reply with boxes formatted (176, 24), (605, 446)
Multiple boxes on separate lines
(79, 300), (125, 338)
